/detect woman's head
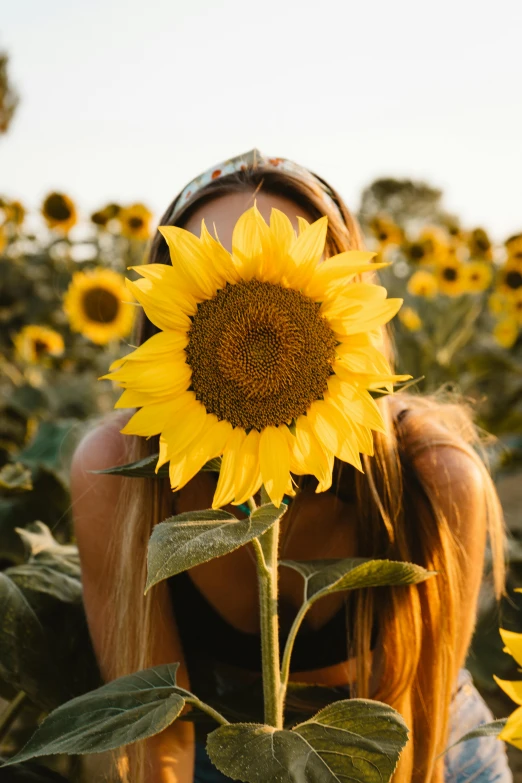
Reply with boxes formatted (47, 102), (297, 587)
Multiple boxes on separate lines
(136, 156), (365, 346)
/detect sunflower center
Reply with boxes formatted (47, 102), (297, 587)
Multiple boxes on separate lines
(506, 270), (522, 290)
(442, 267), (458, 281)
(33, 339), (49, 357)
(186, 279), (337, 430)
(82, 287), (120, 323)
(45, 194), (71, 221)
(128, 216), (144, 230)
(410, 243), (425, 261)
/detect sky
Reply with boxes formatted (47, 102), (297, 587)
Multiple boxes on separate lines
(2, 0), (522, 240)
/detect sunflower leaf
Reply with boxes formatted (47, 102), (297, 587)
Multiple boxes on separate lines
(146, 504), (286, 591)
(1, 664), (188, 764)
(279, 557), (435, 604)
(206, 699), (408, 783)
(445, 719), (507, 751)
(92, 454), (221, 478)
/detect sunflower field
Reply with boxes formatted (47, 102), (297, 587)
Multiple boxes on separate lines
(1, 183), (522, 780)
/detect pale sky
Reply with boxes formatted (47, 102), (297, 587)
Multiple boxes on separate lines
(2, 0), (522, 239)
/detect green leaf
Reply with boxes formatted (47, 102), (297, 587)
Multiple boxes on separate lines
(2, 664), (187, 764)
(0, 572), (44, 692)
(0, 463), (33, 494)
(280, 557), (435, 604)
(93, 454), (221, 478)
(207, 698), (408, 783)
(446, 719), (507, 750)
(146, 504), (285, 591)
(0, 758), (70, 782)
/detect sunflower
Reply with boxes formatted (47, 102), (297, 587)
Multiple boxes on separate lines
(436, 255), (464, 297)
(0, 226), (6, 255)
(407, 269), (438, 298)
(41, 192), (77, 232)
(493, 317), (519, 350)
(402, 227), (447, 266)
(119, 203), (153, 241)
(14, 325), (64, 363)
(91, 202), (122, 228)
(5, 200), (25, 226)
(512, 291), (522, 326)
(103, 206), (408, 508)
(506, 233), (522, 262)
(488, 291), (513, 317)
(368, 215), (403, 248)
(398, 306), (422, 332)
(497, 260), (522, 298)
(467, 227), (492, 261)
(494, 630), (522, 750)
(463, 261), (493, 293)
(64, 268), (135, 345)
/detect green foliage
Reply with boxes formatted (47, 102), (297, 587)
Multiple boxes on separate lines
(0, 523), (99, 712)
(3, 664), (188, 764)
(146, 503), (286, 591)
(207, 700), (409, 783)
(280, 558), (435, 604)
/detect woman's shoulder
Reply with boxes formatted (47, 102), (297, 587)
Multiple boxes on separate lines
(71, 411), (132, 476)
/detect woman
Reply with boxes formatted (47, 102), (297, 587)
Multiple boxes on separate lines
(71, 150), (510, 783)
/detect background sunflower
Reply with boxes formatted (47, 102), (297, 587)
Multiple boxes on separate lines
(64, 268), (134, 345)
(41, 192), (77, 233)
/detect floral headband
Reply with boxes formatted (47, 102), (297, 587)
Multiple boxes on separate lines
(170, 148), (344, 223)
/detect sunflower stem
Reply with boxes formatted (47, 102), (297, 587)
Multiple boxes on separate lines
(254, 515), (283, 729)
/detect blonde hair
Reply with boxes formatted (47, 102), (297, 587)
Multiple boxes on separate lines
(101, 166), (505, 782)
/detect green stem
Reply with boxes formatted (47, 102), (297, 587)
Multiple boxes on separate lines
(279, 600), (311, 710)
(0, 690), (28, 742)
(254, 517), (283, 728)
(184, 697), (229, 726)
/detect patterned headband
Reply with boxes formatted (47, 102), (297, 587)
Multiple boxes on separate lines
(171, 148), (344, 223)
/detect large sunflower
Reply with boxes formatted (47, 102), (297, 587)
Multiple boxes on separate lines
(104, 207), (407, 508)
(14, 325), (64, 363)
(64, 268), (135, 345)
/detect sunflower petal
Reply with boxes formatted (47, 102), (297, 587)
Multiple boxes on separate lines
(213, 428), (246, 509)
(259, 426), (290, 508)
(327, 376), (386, 434)
(500, 629), (522, 669)
(126, 278), (192, 333)
(499, 706), (522, 750)
(233, 429), (263, 505)
(111, 331), (189, 367)
(159, 402), (208, 462)
(129, 264), (198, 313)
(120, 393), (196, 437)
(286, 216), (328, 287)
(294, 416), (334, 491)
(232, 205), (268, 281)
(493, 676), (522, 707)
(330, 298), (403, 336)
(200, 220), (241, 284)
(170, 416), (232, 490)
(297, 216), (310, 235)
(307, 399), (362, 471)
(158, 225), (219, 298)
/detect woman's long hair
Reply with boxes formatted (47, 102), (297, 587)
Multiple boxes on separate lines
(101, 166), (505, 782)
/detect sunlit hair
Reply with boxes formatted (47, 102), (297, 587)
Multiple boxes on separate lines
(101, 167), (505, 782)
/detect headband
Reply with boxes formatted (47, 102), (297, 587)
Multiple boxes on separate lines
(171, 148), (344, 223)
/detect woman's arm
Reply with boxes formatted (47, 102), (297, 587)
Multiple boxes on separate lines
(71, 417), (195, 783)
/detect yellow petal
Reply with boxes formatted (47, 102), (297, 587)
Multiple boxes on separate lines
(109, 356), (191, 397)
(293, 416), (334, 492)
(499, 706), (522, 750)
(115, 389), (169, 409)
(286, 216), (328, 287)
(335, 343), (392, 375)
(126, 278), (192, 333)
(231, 205), (268, 281)
(159, 402), (208, 461)
(233, 429), (263, 505)
(129, 264), (198, 313)
(330, 298), (403, 336)
(120, 393), (196, 436)
(327, 376), (386, 434)
(320, 284), (388, 319)
(269, 209), (295, 256)
(170, 416), (232, 490)
(304, 252), (388, 299)
(493, 676), (522, 707)
(200, 220), (241, 284)
(213, 428), (246, 509)
(307, 399), (362, 471)
(259, 426), (291, 508)
(158, 225), (219, 298)
(297, 216), (310, 235)
(500, 628), (522, 668)
(112, 331), (188, 367)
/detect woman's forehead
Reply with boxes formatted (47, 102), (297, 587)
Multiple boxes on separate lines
(181, 191), (314, 252)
